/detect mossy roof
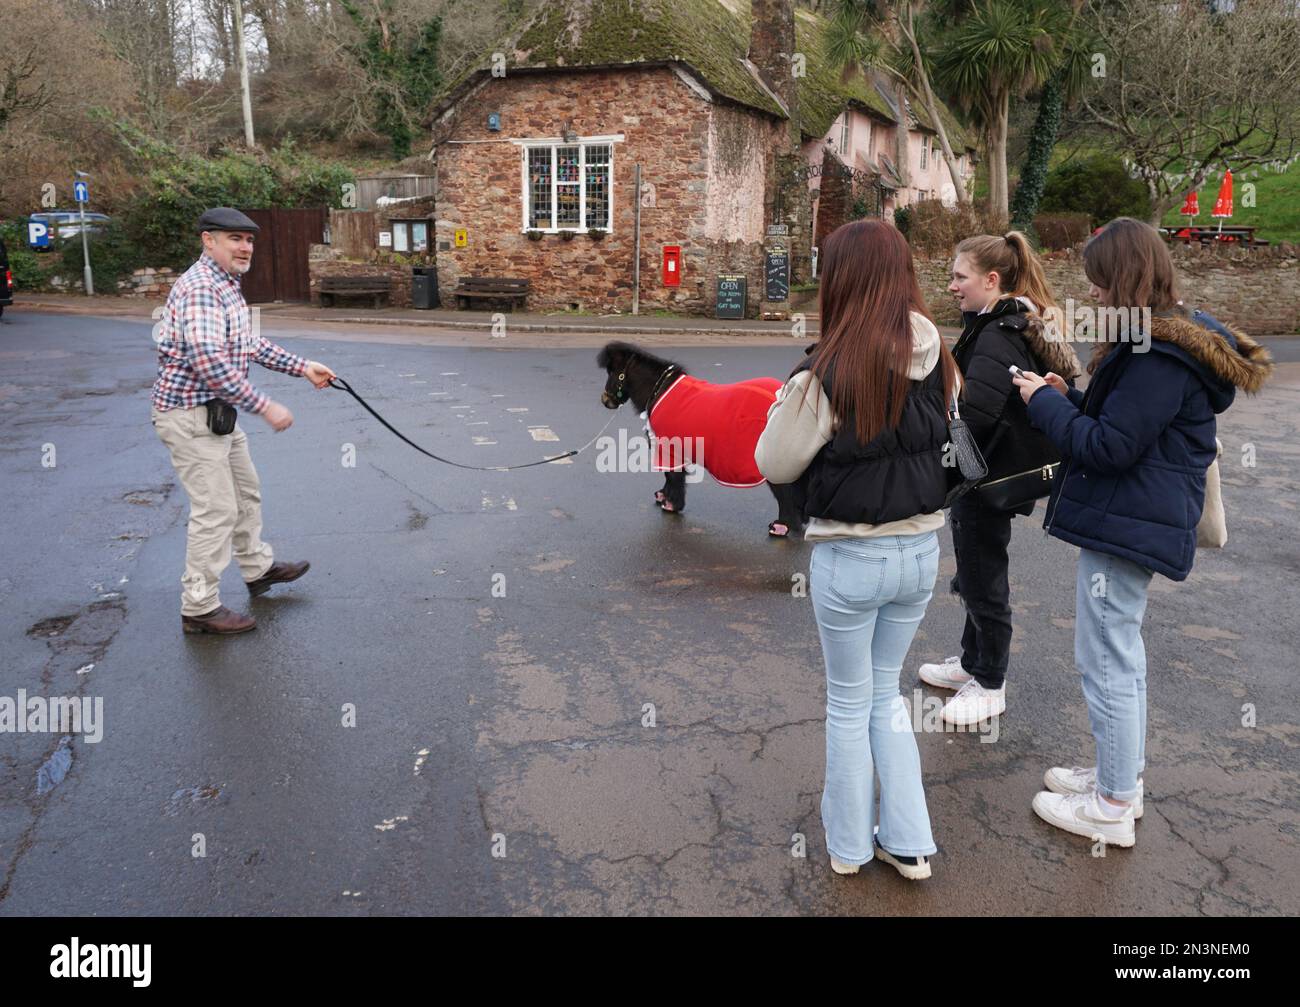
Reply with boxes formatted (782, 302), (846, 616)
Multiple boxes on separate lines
(429, 0), (972, 150)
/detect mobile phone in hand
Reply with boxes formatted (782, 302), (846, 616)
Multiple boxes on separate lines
(1008, 364), (1025, 377)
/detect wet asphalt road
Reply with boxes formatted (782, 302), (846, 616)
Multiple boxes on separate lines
(1, 310), (1298, 917)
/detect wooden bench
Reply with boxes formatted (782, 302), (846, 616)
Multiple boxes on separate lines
(454, 276), (530, 312)
(319, 275), (392, 309)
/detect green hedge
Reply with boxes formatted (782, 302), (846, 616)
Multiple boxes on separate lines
(1, 221), (50, 291)
(1040, 155), (1150, 227)
(113, 130), (354, 271)
(62, 221), (151, 291)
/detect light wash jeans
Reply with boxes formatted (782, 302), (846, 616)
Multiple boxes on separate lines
(1075, 547), (1154, 802)
(810, 532), (940, 865)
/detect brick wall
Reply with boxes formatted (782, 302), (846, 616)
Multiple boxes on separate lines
(915, 241), (1300, 335)
(432, 65), (782, 317)
(308, 246), (427, 308)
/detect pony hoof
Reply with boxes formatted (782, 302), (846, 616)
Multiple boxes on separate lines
(654, 490), (666, 505)
(661, 501), (681, 514)
(768, 521), (790, 538)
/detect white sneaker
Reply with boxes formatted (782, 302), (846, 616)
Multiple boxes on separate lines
(829, 856), (860, 875)
(1032, 790), (1136, 848)
(918, 655), (972, 690)
(1044, 766), (1144, 819)
(874, 841), (931, 880)
(940, 679), (1006, 725)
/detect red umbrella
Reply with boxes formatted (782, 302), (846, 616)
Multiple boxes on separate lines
(1179, 190), (1199, 217)
(1211, 170), (1233, 233)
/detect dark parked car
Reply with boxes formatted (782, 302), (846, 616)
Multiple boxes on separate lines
(0, 233), (12, 318)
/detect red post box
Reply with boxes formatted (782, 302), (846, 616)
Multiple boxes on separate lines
(662, 245), (682, 287)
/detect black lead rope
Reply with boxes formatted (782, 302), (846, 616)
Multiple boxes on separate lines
(326, 376), (614, 472)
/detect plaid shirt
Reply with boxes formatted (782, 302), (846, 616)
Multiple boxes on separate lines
(151, 253), (307, 414)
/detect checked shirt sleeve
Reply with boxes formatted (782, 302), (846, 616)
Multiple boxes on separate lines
(252, 333), (308, 378)
(178, 291), (270, 415)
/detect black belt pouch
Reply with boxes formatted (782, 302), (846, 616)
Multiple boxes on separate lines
(204, 398), (238, 435)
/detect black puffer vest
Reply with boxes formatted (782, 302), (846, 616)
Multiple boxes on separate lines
(792, 353), (950, 524)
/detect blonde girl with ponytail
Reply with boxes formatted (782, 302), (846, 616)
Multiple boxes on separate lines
(915, 231), (1081, 726)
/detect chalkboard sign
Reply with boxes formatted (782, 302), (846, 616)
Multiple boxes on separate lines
(765, 247), (789, 302)
(716, 274), (746, 319)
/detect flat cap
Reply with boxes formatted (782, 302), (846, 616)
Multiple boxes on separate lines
(197, 207), (260, 234)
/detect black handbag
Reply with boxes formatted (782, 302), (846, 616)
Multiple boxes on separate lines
(973, 462), (1058, 511)
(943, 390), (988, 507)
(204, 398), (238, 435)
(968, 414), (1059, 511)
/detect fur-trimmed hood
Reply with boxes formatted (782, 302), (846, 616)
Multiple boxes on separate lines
(1023, 312), (1083, 381)
(1148, 313), (1273, 397)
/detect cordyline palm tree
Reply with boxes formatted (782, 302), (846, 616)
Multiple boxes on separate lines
(932, 0), (1063, 224)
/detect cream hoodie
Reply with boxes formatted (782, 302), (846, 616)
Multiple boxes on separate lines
(754, 311), (954, 542)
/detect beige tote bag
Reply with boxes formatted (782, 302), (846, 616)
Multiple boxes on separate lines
(1197, 437), (1227, 548)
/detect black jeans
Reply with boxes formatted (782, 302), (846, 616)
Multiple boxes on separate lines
(949, 495), (1014, 689)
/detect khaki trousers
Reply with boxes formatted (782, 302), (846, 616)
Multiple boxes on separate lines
(151, 405), (275, 616)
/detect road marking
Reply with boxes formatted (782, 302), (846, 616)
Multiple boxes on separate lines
(506, 407), (528, 413)
(545, 453), (573, 465)
(528, 426), (559, 442)
(466, 421), (489, 426)
(399, 372), (416, 377)
(440, 371), (458, 376)
(473, 436), (497, 445)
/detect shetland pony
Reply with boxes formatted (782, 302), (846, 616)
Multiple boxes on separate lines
(597, 341), (805, 537)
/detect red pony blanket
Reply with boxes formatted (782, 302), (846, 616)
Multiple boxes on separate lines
(647, 374), (782, 488)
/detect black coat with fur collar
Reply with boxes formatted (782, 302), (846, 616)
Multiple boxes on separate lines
(952, 298), (1083, 513)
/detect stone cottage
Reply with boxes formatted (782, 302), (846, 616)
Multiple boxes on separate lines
(426, 0), (974, 317)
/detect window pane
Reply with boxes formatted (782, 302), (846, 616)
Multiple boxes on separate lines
(556, 145), (580, 183)
(584, 144), (610, 229)
(412, 221), (428, 252)
(528, 147), (552, 228)
(393, 222), (409, 252)
(556, 145), (581, 227)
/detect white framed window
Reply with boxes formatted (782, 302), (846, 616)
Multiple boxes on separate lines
(839, 115), (850, 156)
(390, 219), (430, 253)
(519, 136), (619, 233)
(920, 138), (927, 170)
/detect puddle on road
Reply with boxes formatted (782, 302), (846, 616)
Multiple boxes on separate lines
(36, 736), (74, 795)
(27, 614), (78, 639)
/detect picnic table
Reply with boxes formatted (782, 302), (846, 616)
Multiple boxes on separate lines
(1160, 225), (1268, 248)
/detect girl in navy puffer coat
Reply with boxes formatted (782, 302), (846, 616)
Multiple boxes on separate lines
(1012, 218), (1272, 849)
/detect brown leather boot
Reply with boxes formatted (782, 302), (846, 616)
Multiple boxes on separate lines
(246, 560), (311, 597)
(182, 605), (256, 635)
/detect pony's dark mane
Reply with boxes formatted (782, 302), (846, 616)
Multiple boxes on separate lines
(597, 341), (689, 376)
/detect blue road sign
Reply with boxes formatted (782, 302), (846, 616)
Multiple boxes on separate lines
(28, 220), (50, 248)
(73, 180), (89, 203)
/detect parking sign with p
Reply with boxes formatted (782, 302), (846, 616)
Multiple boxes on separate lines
(28, 219), (49, 249)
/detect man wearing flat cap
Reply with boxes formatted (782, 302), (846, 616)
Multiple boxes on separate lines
(150, 207), (335, 635)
